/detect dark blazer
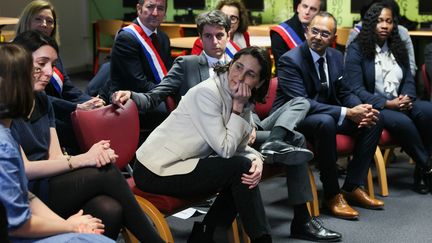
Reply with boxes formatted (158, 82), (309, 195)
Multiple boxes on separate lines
(344, 41), (416, 109)
(425, 43), (432, 82)
(272, 41), (361, 122)
(44, 57), (91, 118)
(131, 53), (210, 112)
(270, 14), (306, 73)
(108, 19), (173, 96)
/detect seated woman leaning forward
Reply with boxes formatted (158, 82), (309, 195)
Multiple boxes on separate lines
(132, 46), (273, 243)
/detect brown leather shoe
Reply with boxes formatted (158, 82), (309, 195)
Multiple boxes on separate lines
(342, 187), (384, 209)
(326, 193), (359, 220)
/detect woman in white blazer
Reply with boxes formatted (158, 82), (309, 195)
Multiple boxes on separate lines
(133, 46), (272, 243)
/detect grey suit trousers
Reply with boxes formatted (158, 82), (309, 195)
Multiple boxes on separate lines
(254, 97), (313, 205)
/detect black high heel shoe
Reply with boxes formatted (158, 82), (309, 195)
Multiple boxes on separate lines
(413, 166), (430, 194)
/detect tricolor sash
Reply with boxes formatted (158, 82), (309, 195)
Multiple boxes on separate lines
(123, 23), (168, 83)
(50, 67), (64, 94)
(271, 23), (303, 49)
(225, 40), (241, 60)
(353, 24), (362, 33)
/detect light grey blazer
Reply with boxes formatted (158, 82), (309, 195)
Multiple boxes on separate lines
(136, 73), (262, 176)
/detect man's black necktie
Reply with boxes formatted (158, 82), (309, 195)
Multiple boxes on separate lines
(150, 33), (160, 52)
(318, 57), (329, 100)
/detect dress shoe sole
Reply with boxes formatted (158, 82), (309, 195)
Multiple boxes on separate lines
(290, 233), (342, 242)
(346, 201), (384, 210)
(261, 149), (313, 166)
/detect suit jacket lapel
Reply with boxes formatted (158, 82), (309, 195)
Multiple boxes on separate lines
(301, 43), (321, 93)
(198, 53), (210, 81)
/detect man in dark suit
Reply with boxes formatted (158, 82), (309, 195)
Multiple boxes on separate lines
(273, 12), (384, 220)
(103, 0), (172, 129)
(112, 10), (341, 242)
(270, 0), (321, 74)
(108, 0), (172, 94)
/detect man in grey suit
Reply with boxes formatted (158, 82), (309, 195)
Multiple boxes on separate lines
(113, 10), (341, 242)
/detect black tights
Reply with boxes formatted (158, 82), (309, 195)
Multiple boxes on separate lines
(134, 156), (271, 240)
(46, 164), (163, 242)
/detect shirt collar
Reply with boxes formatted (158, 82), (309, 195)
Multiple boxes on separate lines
(309, 48), (327, 63)
(375, 41), (389, 54)
(203, 51), (226, 66)
(136, 17), (157, 37)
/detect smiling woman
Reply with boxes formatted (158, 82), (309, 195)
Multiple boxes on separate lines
(15, 0), (107, 154)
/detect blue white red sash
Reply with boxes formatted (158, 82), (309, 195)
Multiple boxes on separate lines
(225, 40), (241, 59)
(122, 23), (167, 83)
(271, 23), (303, 49)
(353, 24), (362, 33)
(50, 67), (64, 94)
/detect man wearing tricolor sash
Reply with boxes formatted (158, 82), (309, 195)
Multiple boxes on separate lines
(111, 10), (231, 113)
(271, 0), (321, 74)
(103, 0), (172, 129)
(106, 0), (172, 97)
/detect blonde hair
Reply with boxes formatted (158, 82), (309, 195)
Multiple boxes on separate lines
(16, 0), (60, 44)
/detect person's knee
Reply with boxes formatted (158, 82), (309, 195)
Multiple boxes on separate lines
(292, 131), (307, 148)
(84, 195), (123, 219)
(316, 115), (336, 134)
(83, 196), (123, 239)
(229, 156), (253, 176)
(289, 97), (310, 109)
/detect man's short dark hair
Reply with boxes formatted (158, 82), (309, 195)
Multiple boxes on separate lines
(196, 10), (231, 36)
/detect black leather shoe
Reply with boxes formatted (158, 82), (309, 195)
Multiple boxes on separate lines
(260, 140), (313, 166)
(413, 166), (429, 194)
(290, 217), (342, 242)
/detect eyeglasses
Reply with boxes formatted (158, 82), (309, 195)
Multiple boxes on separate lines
(310, 27), (332, 39)
(229, 15), (239, 24)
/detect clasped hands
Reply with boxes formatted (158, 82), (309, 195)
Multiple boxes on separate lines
(385, 94), (412, 111)
(72, 140), (118, 168)
(347, 104), (379, 128)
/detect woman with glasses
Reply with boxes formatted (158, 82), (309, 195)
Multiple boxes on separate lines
(192, 0), (250, 55)
(344, 3), (432, 194)
(0, 43), (115, 243)
(16, 0), (107, 154)
(12, 30), (164, 242)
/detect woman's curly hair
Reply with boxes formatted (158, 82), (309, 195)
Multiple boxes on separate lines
(356, 2), (408, 67)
